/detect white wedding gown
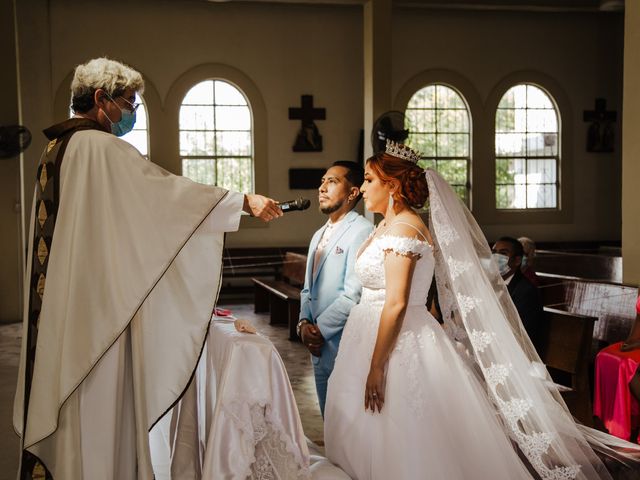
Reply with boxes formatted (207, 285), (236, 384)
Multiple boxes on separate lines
(324, 234), (534, 480)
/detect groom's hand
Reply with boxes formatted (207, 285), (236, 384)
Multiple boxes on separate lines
(301, 324), (324, 357)
(243, 194), (283, 222)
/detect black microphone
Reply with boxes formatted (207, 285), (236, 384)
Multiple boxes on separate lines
(278, 197), (311, 213)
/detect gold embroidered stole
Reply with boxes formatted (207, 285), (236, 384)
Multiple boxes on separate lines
(21, 118), (107, 480)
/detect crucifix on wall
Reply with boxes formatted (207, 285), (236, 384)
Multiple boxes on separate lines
(583, 98), (617, 153)
(289, 95), (326, 152)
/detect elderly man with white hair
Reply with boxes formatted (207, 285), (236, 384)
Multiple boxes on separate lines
(518, 236), (539, 286)
(14, 57), (282, 480)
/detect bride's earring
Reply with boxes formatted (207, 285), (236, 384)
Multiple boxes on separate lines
(388, 192), (394, 210)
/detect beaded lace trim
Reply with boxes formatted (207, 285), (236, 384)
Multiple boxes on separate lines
(375, 235), (431, 258)
(426, 170), (581, 480)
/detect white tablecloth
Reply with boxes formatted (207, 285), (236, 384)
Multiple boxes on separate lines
(151, 319), (349, 479)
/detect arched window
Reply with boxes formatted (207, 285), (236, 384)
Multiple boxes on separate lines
(69, 92), (149, 157)
(405, 84), (471, 204)
(123, 94), (149, 157)
(179, 80), (253, 192)
(495, 84), (559, 209)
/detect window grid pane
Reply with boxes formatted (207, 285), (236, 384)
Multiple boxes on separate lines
(118, 93), (150, 157)
(180, 80), (254, 193)
(495, 84), (559, 210)
(405, 84), (471, 205)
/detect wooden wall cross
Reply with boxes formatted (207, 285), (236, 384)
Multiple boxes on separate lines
(583, 98), (617, 153)
(288, 95), (326, 152)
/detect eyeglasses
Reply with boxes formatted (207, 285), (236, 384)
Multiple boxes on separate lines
(118, 96), (141, 113)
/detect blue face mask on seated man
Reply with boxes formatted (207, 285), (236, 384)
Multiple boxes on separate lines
(492, 253), (511, 276)
(103, 93), (137, 137)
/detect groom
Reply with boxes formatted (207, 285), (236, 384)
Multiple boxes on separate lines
(297, 161), (372, 416)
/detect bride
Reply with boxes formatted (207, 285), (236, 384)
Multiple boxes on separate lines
(324, 140), (634, 479)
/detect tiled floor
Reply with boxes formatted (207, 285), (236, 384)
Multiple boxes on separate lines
(0, 322), (22, 480)
(0, 303), (323, 480)
(5, 304), (639, 479)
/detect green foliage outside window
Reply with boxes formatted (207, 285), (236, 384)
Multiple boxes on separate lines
(405, 84), (471, 206)
(495, 84), (559, 209)
(180, 80), (254, 193)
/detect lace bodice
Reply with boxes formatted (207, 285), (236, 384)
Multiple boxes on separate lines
(355, 234), (434, 306)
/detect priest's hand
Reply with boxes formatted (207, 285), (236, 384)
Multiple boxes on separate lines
(243, 194), (283, 222)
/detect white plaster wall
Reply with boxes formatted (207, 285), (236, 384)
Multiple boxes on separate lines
(0, 0), (21, 323)
(22, 0), (364, 250)
(393, 8), (624, 242)
(5, 1), (628, 323)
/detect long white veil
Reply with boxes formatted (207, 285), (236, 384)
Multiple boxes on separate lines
(425, 168), (639, 480)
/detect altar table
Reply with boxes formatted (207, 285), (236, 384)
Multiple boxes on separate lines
(150, 318), (350, 479)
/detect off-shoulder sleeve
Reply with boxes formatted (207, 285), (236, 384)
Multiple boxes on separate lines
(375, 235), (431, 258)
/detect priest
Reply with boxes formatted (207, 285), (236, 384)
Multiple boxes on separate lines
(13, 57), (282, 479)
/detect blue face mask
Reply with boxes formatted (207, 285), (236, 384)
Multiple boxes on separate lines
(521, 255), (528, 268)
(110, 109), (136, 137)
(103, 94), (137, 137)
(492, 253), (511, 276)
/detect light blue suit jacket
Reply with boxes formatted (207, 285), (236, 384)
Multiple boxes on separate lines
(299, 210), (373, 367)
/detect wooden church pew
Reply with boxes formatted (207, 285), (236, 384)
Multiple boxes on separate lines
(252, 252), (307, 340)
(533, 252), (637, 426)
(218, 246), (307, 301)
(540, 307), (598, 426)
(537, 272), (575, 309)
(537, 273), (638, 348)
(535, 249), (622, 283)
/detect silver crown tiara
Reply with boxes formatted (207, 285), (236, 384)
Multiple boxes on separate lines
(385, 139), (422, 164)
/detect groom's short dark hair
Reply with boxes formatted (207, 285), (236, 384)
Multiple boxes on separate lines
(332, 161), (364, 205)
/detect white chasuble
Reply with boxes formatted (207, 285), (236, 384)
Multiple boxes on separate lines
(13, 129), (243, 479)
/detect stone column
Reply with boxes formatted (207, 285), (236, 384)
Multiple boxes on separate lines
(363, 0), (392, 221)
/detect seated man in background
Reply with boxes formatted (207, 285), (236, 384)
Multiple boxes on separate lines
(493, 236), (545, 354)
(297, 161), (373, 416)
(518, 236), (540, 286)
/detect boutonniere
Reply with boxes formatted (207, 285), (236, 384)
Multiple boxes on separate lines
(335, 246), (344, 255)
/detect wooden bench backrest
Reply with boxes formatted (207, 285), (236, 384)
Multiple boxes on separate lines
(222, 246), (307, 278)
(537, 273), (638, 346)
(565, 281), (637, 345)
(535, 250), (622, 283)
(541, 307), (596, 379)
(540, 307), (598, 426)
(282, 252), (307, 287)
(538, 283), (569, 308)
